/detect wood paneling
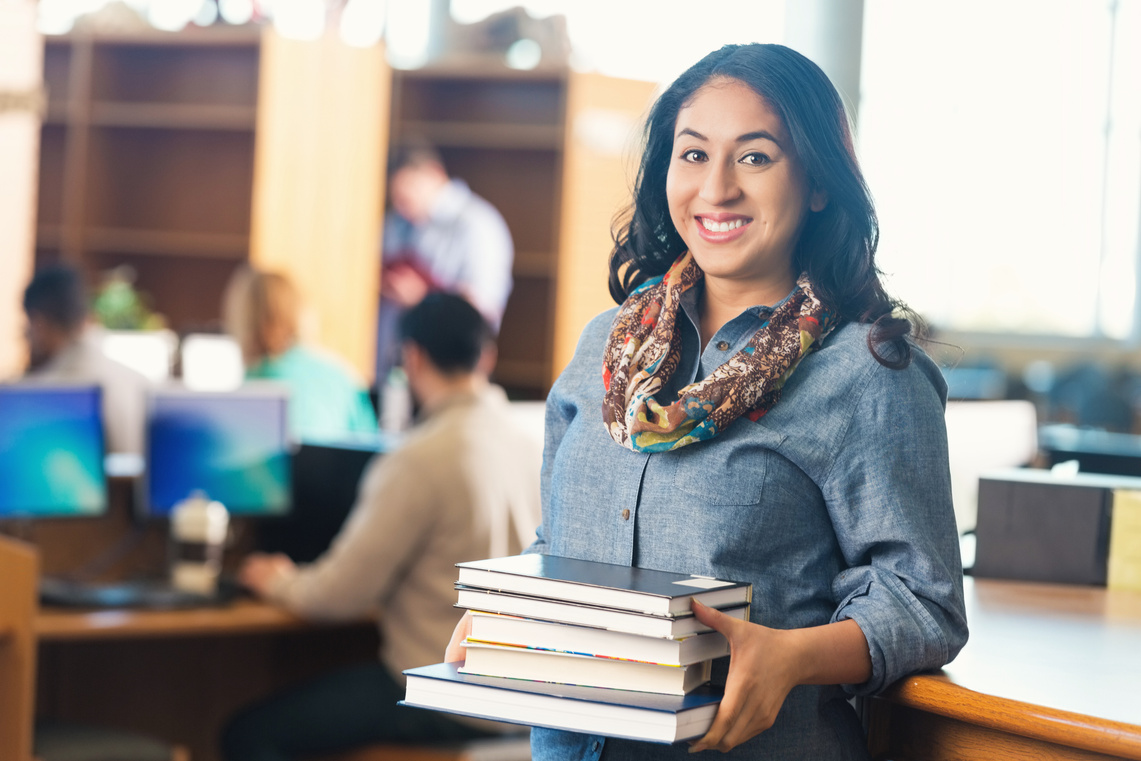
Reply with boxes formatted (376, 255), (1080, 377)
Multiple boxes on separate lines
(0, 536), (39, 761)
(553, 72), (657, 378)
(250, 28), (388, 382)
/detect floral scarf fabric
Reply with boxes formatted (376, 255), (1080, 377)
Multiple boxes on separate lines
(602, 252), (836, 452)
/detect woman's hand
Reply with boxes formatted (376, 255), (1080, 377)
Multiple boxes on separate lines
(687, 601), (872, 753)
(687, 600), (801, 753)
(444, 610), (474, 663)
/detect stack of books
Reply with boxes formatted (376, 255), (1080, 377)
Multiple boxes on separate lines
(402, 554), (751, 744)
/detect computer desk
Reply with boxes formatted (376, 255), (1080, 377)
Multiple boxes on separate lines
(21, 467), (380, 761)
(35, 599), (378, 761)
(866, 577), (1141, 760)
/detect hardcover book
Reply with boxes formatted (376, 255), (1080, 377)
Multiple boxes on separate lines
(455, 554), (751, 616)
(455, 586), (749, 639)
(401, 662), (722, 744)
(467, 611), (730, 667)
(460, 641), (712, 695)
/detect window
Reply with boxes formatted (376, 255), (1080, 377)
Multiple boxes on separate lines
(448, 0), (783, 83)
(860, 0), (1141, 341)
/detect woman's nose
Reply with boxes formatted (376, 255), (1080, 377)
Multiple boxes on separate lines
(699, 161), (741, 205)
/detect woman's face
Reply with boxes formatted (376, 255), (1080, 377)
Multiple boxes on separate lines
(666, 77), (825, 302)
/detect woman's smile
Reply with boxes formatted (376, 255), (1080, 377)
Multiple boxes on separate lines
(697, 213), (753, 241)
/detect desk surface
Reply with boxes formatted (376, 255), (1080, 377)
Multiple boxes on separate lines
(880, 577), (1141, 758)
(36, 598), (334, 641)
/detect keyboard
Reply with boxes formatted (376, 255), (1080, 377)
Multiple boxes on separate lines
(39, 576), (242, 610)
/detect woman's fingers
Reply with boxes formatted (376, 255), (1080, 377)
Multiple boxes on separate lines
(688, 601), (792, 753)
(444, 610), (474, 663)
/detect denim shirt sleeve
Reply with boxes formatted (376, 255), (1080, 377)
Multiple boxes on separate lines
(821, 347), (969, 696)
(528, 308), (620, 557)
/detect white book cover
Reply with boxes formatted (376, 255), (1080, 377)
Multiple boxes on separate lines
(455, 587), (749, 639)
(467, 611), (730, 666)
(460, 641), (712, 695)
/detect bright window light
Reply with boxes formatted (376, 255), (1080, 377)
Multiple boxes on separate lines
(861, 0), (1141, 340)
(447, 0), (783, 83)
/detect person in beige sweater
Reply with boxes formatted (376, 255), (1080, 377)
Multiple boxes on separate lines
(221, 293), (541, 761)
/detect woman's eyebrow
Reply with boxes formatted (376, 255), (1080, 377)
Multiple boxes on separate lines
(737, 130), (783, 149)
(675, 127), (783, 150)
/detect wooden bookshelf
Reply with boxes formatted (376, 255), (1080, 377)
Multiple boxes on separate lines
(34, 29), (652, 389)
(35, 25), (386, 368)
(35, 27), (261, 332)
(389, 66), (656, 398)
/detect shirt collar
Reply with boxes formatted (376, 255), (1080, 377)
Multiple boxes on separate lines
(428, 179), (472, 224)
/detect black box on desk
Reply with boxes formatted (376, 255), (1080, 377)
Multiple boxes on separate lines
(974, 468), (1141, 585)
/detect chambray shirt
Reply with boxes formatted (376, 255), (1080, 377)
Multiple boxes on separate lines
(529, 289), (968, 761)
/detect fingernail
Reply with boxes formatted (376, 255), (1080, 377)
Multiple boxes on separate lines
(688, 746), (702, 754)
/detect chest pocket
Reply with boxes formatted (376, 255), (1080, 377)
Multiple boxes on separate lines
(666, 422), (786, 506)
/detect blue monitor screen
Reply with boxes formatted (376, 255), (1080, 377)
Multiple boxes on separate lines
(0, 384), (108, 518)
(143, 386), (291, 517)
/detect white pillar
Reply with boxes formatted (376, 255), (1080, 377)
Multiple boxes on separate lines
(0, 0), (41, 380)
(783, 0), (865, 124)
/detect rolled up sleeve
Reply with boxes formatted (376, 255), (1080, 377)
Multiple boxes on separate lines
(822, 356), (969, 695)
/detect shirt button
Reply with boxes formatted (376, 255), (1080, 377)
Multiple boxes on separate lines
(621, 509), (631, 521)
(716, 340), (730, 351)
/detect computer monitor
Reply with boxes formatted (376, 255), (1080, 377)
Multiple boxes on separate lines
(257, 439), (385, 562)
(141, 384), (292, 518)
(0, 383), (108, 518)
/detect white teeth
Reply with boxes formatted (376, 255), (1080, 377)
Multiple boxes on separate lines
(701, 218), (745, 232)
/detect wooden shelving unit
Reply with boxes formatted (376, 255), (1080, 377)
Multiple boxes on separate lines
(36, 27), (262, 333)
(390, 65), (568, 398)
(390, 65), (657, 398)
(34, 29), (653, 391)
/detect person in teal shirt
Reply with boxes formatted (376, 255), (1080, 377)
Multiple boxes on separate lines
(225, 268), (377, 442)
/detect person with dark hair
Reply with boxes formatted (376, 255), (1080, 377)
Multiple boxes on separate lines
(375, 138), (514, 383)
(21, 265), (150, 454)
(224, 293), (541, 761)
(446, 44), (968, 759)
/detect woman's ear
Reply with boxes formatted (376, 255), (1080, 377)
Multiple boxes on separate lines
(809, 185), (829, 213)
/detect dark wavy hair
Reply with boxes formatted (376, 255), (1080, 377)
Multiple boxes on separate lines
(608, 43), (919, 368)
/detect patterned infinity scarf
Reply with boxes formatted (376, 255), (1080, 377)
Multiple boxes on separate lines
(602, 252), (836, 452)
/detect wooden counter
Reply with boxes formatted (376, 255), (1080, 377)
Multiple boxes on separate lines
(867, 577), (1141, 760)
(35, 600), (378, 761)
(36, 598), (314, 641)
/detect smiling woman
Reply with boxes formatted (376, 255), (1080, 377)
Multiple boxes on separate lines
(450, 43), (970, 761)
(665, 78), (824, 323)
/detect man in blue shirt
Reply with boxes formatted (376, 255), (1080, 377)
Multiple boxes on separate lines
(376, 140), (514, 384)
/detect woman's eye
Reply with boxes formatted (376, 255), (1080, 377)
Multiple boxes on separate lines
(741, 152), (771, 166)
(680, 149), (706, 162)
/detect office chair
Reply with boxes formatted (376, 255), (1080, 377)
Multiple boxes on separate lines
(944, 399), (1039, 535)
(0, 535), (188, 761)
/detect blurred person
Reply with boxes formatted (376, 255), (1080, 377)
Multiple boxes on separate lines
(223, 267), (377, 443)
(375, 139), (514, 383)
(22, 264), (149, 455)
(221, 293), (541, 761)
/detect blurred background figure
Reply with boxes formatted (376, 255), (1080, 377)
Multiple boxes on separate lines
(376, 138), (514, 384)
(224, 293), (541, 761)
(224, 267), (377, 443)
(22, 264), (150, 455)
